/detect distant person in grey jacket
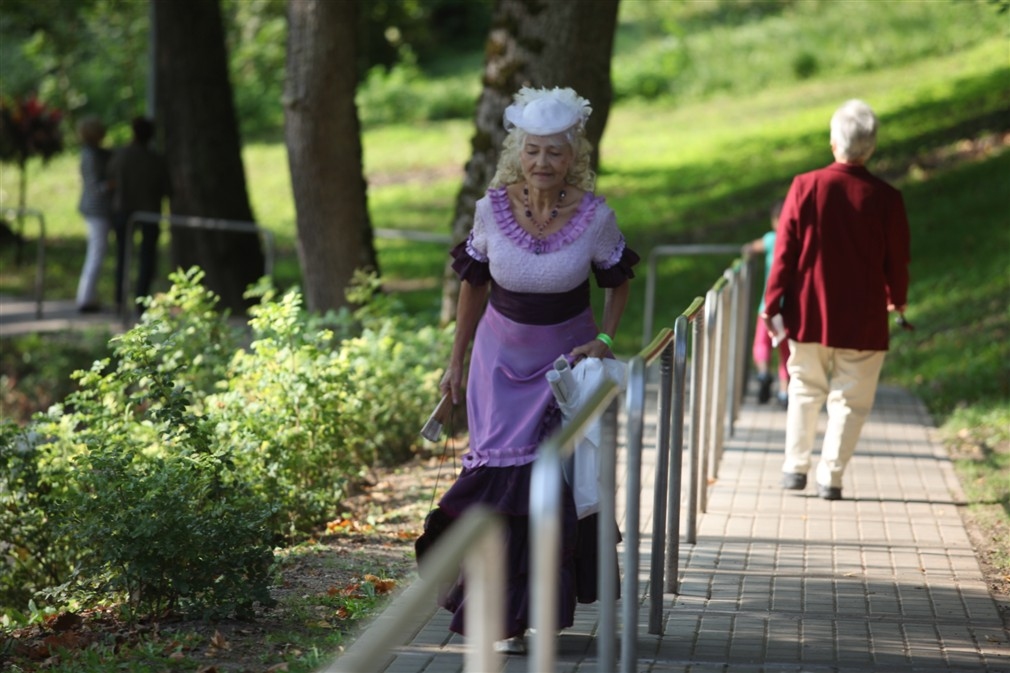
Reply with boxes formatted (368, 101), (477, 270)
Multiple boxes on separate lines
(75, 117), (112, 313)
(107, 116), (172, 310)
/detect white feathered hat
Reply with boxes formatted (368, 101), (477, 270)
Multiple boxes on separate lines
(503, 86), (592, 136)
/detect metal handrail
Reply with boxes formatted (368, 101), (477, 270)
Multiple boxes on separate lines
(1, 207), (46, 318)
(322, 507), (505, 673)
(374, 228), (452, 245)
(120, 212), (275, 325)
(635, 297), (703, 635)
(641, 243), (740, 345)
(529, 379), (621, 673)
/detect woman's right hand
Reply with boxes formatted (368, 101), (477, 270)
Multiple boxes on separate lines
(440, 362), (464, 405)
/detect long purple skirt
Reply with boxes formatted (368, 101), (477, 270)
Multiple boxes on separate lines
(436, 302), (619, 638)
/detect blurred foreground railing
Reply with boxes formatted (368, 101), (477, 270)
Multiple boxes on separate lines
(322, 507), (506, 673)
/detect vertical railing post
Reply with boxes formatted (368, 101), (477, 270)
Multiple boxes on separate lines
(530, 443), (562, 673)
(120, 213), (137, 326)
(713, 279), (731, 474)
(686, 306), (704, 545)
(597, 396), (619, 673)
(464, 523), (504, 673)
(700, 289), (718, 513)
(731, 260), (751, 424)
(726, 264), (743, 435)
(621, 358), (646, 673)
(648, 341), (674, 634)
(665, 314), (689, 592)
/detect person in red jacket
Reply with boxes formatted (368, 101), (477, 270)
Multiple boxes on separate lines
(763, 99), (910, 501)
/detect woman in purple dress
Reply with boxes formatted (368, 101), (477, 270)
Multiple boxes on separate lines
(437, 86), (639, 654)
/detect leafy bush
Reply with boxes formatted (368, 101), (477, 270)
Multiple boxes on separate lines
(356, 60), (478, 127)
(0, 421), (79, 620)
(34, 273), (276, 618)
(0, 267), (451, 623)
(209, 271), (450, 537)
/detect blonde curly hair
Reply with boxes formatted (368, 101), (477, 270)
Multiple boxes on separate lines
(489, 129), (596, 192)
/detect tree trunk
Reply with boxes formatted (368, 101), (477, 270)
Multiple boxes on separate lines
(284, 0), (377, 313)
(152, 0), (264, 314)
(439, 0), (621, 324)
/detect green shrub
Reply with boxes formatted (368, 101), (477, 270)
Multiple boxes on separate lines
(130, 267), (241, 400)
(34, 274), (276, 618)
(1, 268), (451, 622)
(338, 272), (452, 466)
(209, 272), (450, 537)
(0, 421), (80, 620)
(209, 286), (359, 537)
(357, 60), (477, 127)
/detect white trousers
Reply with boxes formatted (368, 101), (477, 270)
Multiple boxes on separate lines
(782, 340), (886, 489)
(76, 215), (110, 308)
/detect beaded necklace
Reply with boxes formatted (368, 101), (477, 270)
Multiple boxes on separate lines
(523, 185), (566, 239)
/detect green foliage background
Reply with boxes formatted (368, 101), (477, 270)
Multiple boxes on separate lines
(0, 0), (1008, 658)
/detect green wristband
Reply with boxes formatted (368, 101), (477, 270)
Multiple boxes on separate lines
(596, 332), (613, 348)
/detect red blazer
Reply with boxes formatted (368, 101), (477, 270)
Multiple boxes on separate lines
(764, 162), (910, 351)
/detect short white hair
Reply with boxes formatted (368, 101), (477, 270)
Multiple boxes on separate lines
(830, 99), (878, 163)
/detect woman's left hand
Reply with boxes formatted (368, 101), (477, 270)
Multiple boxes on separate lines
(570, 337), (610, 361)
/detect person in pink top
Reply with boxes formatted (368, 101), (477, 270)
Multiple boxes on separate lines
(432, 86), (638, 654)
(763, 99), (911, 501)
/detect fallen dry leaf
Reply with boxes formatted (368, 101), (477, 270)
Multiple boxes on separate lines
(364, 574), (397, 594)
(210, 630), (231, 651)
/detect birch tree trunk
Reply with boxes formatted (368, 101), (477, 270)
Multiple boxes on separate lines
(284, 0), (377, 313)
(439, 0), (621, 324)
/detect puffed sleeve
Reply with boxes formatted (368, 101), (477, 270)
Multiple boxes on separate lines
(591, 206), (639, 287)
(450, 205), (491, 285)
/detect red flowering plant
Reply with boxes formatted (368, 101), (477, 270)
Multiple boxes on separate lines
(0, 94), (64, 166)
(0, 94), (64, 223)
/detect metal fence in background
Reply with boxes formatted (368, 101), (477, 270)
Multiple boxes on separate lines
(1, 207), (47, 319)
(120, 211), (276, 326)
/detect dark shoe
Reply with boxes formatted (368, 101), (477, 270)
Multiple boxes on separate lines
(777, 392), (788, 409)
(77, 303), (101, 314)
(781, 472), (807, 490)
(817, 484), (842, 500)
(757, 374), (772, 403)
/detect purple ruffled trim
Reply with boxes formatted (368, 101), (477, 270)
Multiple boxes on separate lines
(450, 238), (491, 285)
(488, 186), (603, 255)
(592, 244), (641, 288)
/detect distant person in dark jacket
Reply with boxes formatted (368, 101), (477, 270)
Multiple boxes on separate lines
(764, 99), (911, 501)
(75, 117), (113, 312)
(107, 116), (172, 310)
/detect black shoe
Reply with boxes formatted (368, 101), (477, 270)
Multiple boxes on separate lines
(781, 472), (807, 490)
(757, 374), (772, 403)
(817, 484), (842, 500)
(77, 303), (101, 314)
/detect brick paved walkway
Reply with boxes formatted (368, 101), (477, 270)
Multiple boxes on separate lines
(362, 383), (1009, 673)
